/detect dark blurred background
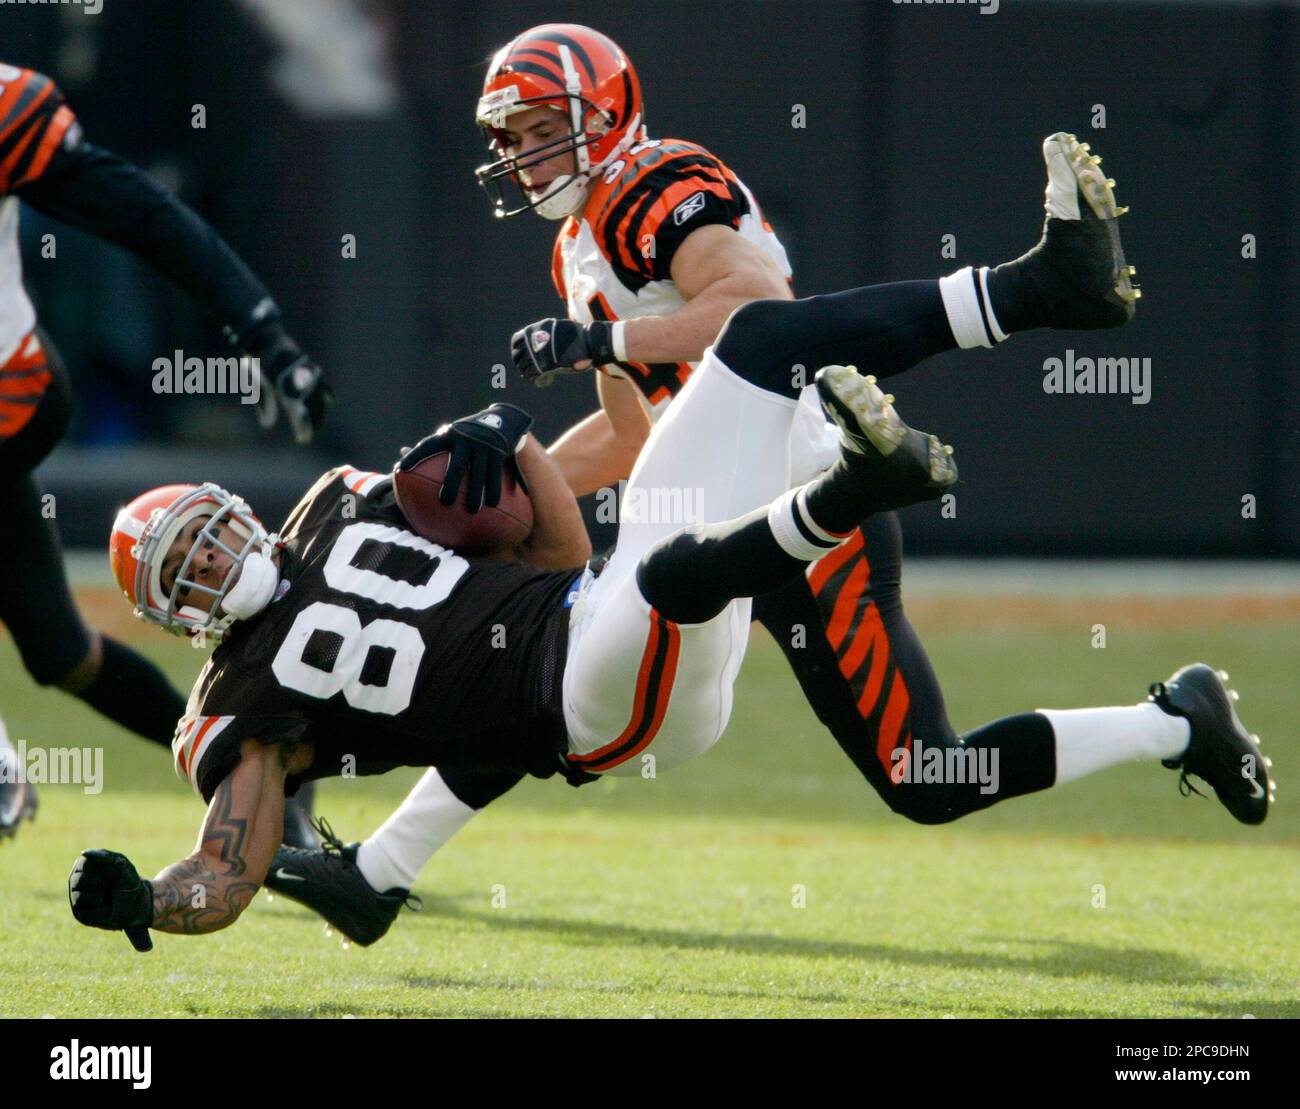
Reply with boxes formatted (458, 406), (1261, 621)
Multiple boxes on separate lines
(5, 0), (1297, 556)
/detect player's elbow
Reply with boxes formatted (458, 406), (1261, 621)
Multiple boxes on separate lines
(519, 535), (591, 572)
(727, 254), (794, 304)
(566, 531), (594, 567)
(531, 517), (592, 569)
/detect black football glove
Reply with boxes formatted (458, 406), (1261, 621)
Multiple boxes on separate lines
(68, 848), (154, 953)
(240, 323), (335, 445)
(396, 402), (534, 513)
(511, 318), (618, 388)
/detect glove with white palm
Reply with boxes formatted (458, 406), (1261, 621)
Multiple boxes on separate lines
(240, 322), (334, 444)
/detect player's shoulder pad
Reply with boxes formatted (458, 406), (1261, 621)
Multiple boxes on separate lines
(332, 464), (391, 499)
(585, 138), (751, 282)
(277, 464), (390, 544)
(0, 63), (80, 194)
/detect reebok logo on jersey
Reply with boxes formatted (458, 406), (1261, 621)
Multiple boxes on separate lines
(673, 191), (707, 226)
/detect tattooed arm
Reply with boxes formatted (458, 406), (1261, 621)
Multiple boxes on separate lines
(68, 739), (313, 944)
(149, 740), (295, 935)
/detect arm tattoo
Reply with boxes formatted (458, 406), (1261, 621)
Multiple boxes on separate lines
(150, 775), (261, 934)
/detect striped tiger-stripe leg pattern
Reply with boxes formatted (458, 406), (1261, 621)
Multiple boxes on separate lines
(755, 515), (951, 793)
(753, 513), (1055, 823)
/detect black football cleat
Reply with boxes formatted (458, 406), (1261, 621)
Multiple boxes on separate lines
(0, 778), (37, 843)
(263, 818), (419, 946)
(815, 364), (957, 512)
(996, 132), (1139, 330)
(1149, 663), (1274, 825)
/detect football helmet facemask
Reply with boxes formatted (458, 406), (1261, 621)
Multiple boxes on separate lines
(109, 483), (281, 642)
(475, 23), (645, 220)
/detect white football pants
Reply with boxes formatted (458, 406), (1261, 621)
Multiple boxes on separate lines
(562, 349), (804, 775)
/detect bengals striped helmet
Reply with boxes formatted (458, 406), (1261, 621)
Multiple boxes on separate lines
(475, 24), (645, 220)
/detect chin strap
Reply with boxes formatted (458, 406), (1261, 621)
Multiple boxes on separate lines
(533, 173), (588, 220)
(531, 114), (645, 221)
(220, 541), (281, 621)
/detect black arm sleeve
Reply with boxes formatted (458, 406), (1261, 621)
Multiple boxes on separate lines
(14, 141), (280, 347)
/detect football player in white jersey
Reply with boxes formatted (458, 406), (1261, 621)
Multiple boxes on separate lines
(0, 62), (330, 845)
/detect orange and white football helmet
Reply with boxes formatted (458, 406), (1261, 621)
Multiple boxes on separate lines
(109, 483), (281, 642)
(475, 23), (645, 220)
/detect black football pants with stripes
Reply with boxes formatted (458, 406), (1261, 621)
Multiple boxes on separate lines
(750, 515), (1054, 824)
(688, 286), (1054, 821)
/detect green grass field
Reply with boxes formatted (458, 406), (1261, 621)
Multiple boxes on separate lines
(2, 585), (1297, 1018)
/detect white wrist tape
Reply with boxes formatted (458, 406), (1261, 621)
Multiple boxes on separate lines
(611, 321), (628, 363)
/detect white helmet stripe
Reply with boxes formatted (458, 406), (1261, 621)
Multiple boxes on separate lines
(114, 510), (146, 540)
(556, 44), (589, 177)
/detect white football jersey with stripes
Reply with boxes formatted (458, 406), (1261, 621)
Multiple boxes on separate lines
(0, 198), (36, 366)
(549, 136), (835, 482)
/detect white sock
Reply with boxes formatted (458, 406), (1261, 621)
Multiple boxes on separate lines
(356, 768), (478, 892)
(1040, 702), (1190, 786)
(938, 265), (1008, 348)
(767, 486), (853, 562)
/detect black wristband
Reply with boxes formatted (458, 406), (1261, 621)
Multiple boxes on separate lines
(229, 308), (287, 359)
(137, 878), (157, 929)
(244, 326), (304, 378)
(585, 320), (618, 366)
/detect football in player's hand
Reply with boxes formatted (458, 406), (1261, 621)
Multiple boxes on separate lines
(393, 451), (533, 557)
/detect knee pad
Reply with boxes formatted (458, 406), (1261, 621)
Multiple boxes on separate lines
(874, 731), (972, 825)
